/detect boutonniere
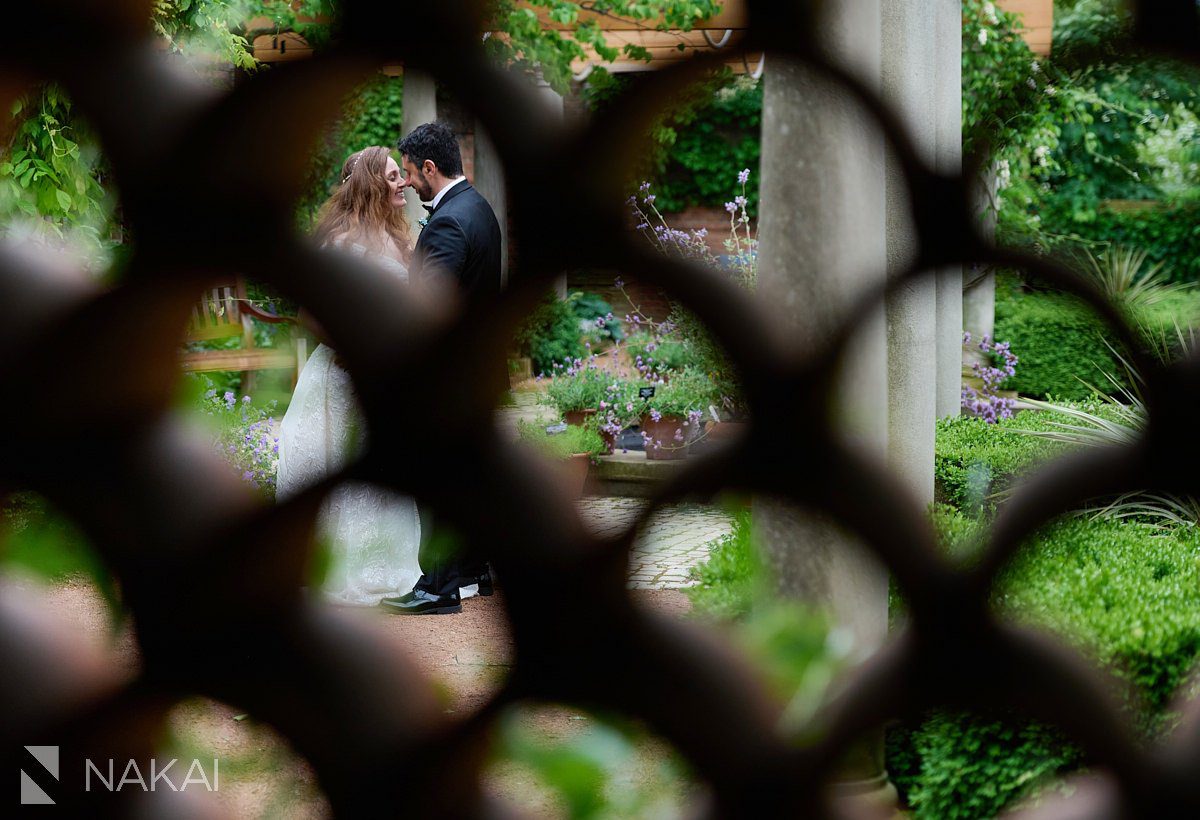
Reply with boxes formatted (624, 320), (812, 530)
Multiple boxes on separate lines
(418, 216), (430, 233)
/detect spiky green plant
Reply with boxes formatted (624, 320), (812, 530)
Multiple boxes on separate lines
(1019, 330), (1200, 527)
(1079, 244), (1184, 311)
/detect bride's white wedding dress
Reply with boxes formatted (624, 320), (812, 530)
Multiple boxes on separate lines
(276, 244), (422, 606)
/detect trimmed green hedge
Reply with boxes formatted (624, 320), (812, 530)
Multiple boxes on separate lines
(893, 511), (1200, 818)
(895, 418), (1200, 818)
(994, 280), (1200, 400)
(1031, 202), (1200, 285)
(934, 413), (1070, 513)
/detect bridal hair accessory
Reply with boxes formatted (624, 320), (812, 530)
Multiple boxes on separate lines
(341, 152), (363, 184)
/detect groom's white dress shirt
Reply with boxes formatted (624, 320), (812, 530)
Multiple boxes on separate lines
(429, 176), (468, 211)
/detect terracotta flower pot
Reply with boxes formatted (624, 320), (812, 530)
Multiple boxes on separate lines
(599, 428), (617, 455)
(560, 453), (591, 498)
(563, 408), (596, 427)
(640, 413), (691, 461)
(690, 420), (749, 456)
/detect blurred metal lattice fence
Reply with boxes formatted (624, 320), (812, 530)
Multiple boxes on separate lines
(2, 0), (1199, 816)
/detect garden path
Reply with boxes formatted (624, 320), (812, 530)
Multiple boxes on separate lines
(494, 396), (736, 588)
(577, 497), (734, 589)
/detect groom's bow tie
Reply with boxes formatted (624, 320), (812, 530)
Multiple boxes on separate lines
(422, 204), (434, 214)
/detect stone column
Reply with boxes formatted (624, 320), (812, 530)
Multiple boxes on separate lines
(963, 169), (997, 363)
(935, 0), (963, 419)
(754, 0), (892, 802)
(400, 68), (438, 238)
(883, 0), (937, 505)
(472, 122), (509, 286)
(532, 70), (568, 298)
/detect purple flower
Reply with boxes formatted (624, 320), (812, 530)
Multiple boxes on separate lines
(614, 277), (625, 289)
(650, 408), (662, 422)
(724, 201), (737, 214)
(242, 395), (252, 404)
(738, 168), (751, 185)
(734, 195), (747, 208)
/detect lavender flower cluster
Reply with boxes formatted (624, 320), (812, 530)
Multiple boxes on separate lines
(200, 386), (280, 495)
(961, 332), (1018, 423)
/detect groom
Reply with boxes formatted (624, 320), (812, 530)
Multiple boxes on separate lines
(381, 121), (502, 615)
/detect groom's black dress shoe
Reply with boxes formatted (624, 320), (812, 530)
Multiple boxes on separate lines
(379, 589), (461, 615)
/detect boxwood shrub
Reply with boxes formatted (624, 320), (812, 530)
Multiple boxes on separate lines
(892, 513), (1200, 818)
(894, 419), (1200, 819)
(934, 413), (1072, 514)
(994, 279), (1200, 401)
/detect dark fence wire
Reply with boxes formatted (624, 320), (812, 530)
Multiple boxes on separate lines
(1, 0), (1199, 816)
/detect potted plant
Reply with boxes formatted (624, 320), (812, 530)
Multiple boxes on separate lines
(592, 378), (646, 454)
(517, 420), (605, 498)
(639, 368), (717, 461)
(545, 365), (610, 427)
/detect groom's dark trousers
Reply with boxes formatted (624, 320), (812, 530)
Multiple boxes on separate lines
(410, 181), (503, 596)
(415, 506), (490, 596)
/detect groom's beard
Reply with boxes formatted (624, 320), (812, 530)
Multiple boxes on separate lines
(414, 171), (434, 202)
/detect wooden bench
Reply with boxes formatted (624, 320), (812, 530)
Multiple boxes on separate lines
(181, 279), (307, 389)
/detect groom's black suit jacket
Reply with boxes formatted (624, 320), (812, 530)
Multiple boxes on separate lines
(411, 180), (502, 596)
(412, 181), (502, 301)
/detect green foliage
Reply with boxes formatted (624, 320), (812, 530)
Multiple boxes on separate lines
(1075, 243), (1184, 310)
(893, 505), (1200, 818)
(586, 69), (761, 213)
(0, 494), (109, 583)
(490, 708), (690, 817)
(571, 291), (624, 342)
(894, 710), (1080, 820)
(994, 1), (1200, 269)
(995, 284), (1121, 400)
(544, 366), (611, 415)
(642, 366), (718, 418)
(517, 419), (604, 458)
(1013, 201), (1200, 285)
(486, 0), (723, 94)
(934, 413), (1072, 514)
(962, 0), (1062, 159)
(151, 1), (330, 69)
(685, 508), (758, 620)
(994, 278), (1200, 399)
(0, 87), (113, 263)
(189, 377), (280, 497)
(1005, 518), (1200, 720)
(624, 330), (693, 374)
(516, 291), (588, 376)
(649, 77), (762, 214)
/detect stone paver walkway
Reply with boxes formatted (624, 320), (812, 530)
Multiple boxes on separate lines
(575, 497), (734, 590)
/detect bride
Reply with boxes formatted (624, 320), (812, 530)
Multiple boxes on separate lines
(276, 145), (424, 606)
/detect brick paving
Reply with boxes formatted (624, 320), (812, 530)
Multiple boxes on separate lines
(575, 497), (734, 590)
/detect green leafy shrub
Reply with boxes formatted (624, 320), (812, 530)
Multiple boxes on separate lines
(895, 431), (1200, 819)
(995, 278), (1200, 400)
(517, 420), (604, 459)
(545, 367), (610, 415)
(642, 367), (719, 419)
(934, 413), (1074, 513)
(516, 291), (587, 375)
(571, 291), (624, 343)
(994, 287), (1123, 400)
(685, 509), (759, 620)
(624, 330), (694, 374)
(893, 710), (1080, 820)
(1020, 202), (1200, 285)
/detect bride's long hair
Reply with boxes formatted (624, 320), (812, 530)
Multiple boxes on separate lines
(313, 146), (411, 261)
